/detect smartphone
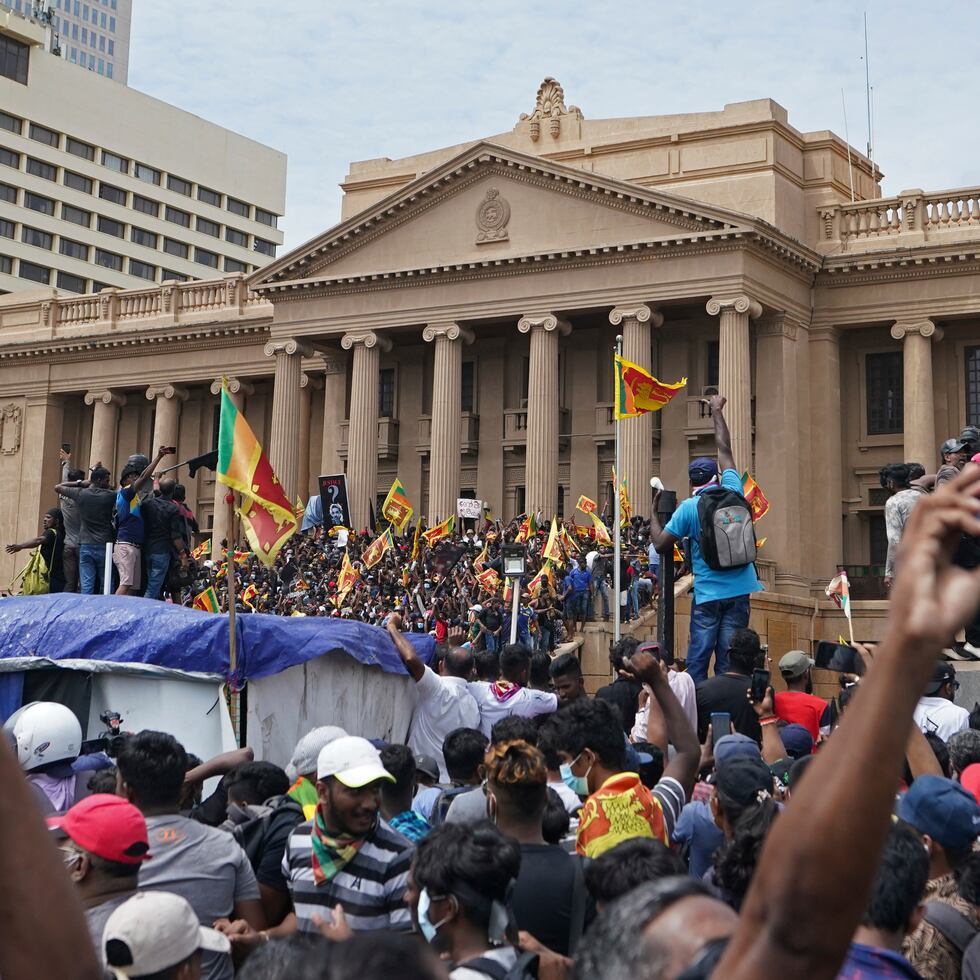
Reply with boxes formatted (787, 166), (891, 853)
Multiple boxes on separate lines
(61, 443), (71, 454)
(163, 446), (177, 454)
(710, 712), (731, 747)
(750, 668), (770, 703)
(815, 641), (865, 675)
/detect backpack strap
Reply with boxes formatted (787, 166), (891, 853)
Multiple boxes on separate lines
(924, 900), (979, 954)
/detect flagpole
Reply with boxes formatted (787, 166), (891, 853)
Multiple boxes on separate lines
(613, 334), (623, 643)
(227, 493), (237, 678)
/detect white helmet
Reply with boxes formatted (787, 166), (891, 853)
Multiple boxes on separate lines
(2, 702), (82, 772)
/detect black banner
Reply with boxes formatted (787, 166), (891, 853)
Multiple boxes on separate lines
(318, 473), (351, 529)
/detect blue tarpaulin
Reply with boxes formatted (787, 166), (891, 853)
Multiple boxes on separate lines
(0, 594), (434, 685)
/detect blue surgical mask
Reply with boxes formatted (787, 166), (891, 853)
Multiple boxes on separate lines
(416, 887), (453, 944)
(560, 753), (591, 796)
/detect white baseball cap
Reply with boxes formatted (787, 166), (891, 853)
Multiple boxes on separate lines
(103, 892), (230, 976)
(317, 735), (395, 788)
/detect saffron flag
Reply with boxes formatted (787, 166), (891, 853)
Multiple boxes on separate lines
(422, 514), (455, 546)
(476, 567), (500, 594)
(336, 550), (359, 605)
(382, 478), (413, 532)
(576, 495), (597, 514)
(362, 528), (393, 569)
(191, 539), (211, 560)
(410, 522), (422, 561)
(543, 518), (564, 564)
(614, 354), (687, 420)
(826, 570), (852, 621)
(741, 472), (770, 523)
(192, 586), (220, 614)
(240, 583), (258, 609)
(217, 386), (299, 566)
(590, 513), (612, 546)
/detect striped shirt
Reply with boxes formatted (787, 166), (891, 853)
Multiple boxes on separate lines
(282, 817), (414, 933)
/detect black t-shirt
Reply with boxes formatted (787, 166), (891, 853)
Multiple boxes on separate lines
(142, 497), (182, 555)
(40, 527), (65, 592)
(695, 672), (761, 743)
(66, 486), (115, 545)
(511, 844), (579, 956)
(595, 677), (642, 735)
(481, 609), (502, 632)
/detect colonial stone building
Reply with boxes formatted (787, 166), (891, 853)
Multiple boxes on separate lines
(2, 79), (979, 629)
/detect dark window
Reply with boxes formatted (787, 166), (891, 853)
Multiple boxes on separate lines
(194, 247), (218, 268)
(26, 157), (57, 181)
(130, 227), (157, 248)
(99, 182), (126, 205)
(515, 486), (526, 516)
(379, 367), (395, 417)
(255, 208), (277, 227)
(28, 123), (59, 147)
(253, 237), (276, 257)
(62, 204), (91, 227)
(967, 346), (980, 428)
(166, 174), (191, 196)
(225, 227), (247, 247)
(196, 217), (219, 237)
(0, 183), (15, 204)
(0, 147), (20, 169)
(101, 150), (128, 173)
(129, 259), (156, 281)
(0, 255), (11, 274)
(97, 215), (124, 238)
(91, 281), (112, 292)
(198, 186), (220, 206)
(224, 257), (246, 273)
(227, 197), (249, 217)
(161, 269), (189, 282)
(59, 237), (88, 260)
(866, 351), (904, 435)
(0, 35), (30, 85)
(0, 218), (13, 239)
(20, 260), (52, 283)
(24, 192), (55, 215)
(134, 163), (160, 185)
(56, 270), (87, 293)
(869, 514), (888, 566)
(66, 137), (95, 161)
(133, 194), (159, 217)
(163, 238), (188, 259)
(94, 248), (122, 271)
(706, 341), (720, 388)
(165, 206), (190, 227)
(0, 111), (22, 134)
(461, 360), (475, 412)
(22, 226), (52, 249)
(64, 170), (93, 194)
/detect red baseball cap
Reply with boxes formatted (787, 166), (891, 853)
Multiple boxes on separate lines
(47, 793), (151, 865)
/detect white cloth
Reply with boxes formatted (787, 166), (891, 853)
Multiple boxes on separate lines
(586, 550), (599, 570)
(630, 670), (698, 743)
(913, 696), (971, 742)
(468, 681), (558, 738)
(548, 778), (582, 814)
(409, 667), (481, 783)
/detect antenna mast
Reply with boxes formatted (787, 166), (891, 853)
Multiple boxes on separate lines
(864, 11), (873, 167)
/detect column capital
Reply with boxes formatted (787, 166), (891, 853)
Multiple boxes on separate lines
(210, 377), (255, 397)
(517, 313), (571, 336)
(422, 321), (475, 344)
(706, 294), (763, 319)
(84, 389), (126, 408)
(264, 337), (314, 358)
(754, 312), (801, 341)
(340, 329), (392, 352)
(145, 384), (189, 402)
(300, 372), (324, 391)
(890, 318), (943, 342)
(608, 304), (664, 328)
(322, 356), (346, 376)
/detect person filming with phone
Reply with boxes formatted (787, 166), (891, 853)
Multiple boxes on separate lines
(695, 628), (767, 744)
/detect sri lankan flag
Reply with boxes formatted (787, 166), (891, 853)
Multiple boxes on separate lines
(476, 567), (500, 594)
(559, 523), (579, 557)
(614, 355), (686, 420)
(192, 586), (220, 613)
(613, 467), (632, 527)
(576, 495), (597, 514)
(527, 563), (552, 597)
(335, 550), (359, 605)
(217, 386), (299, 566)
(741, 472), (770, 522)
(240, 583), (258, 609)
(382, 479), (413, 532)
(590, 513), (611, 546)
(362, 528), (393, 569)
(191, 538), (211, 560)
(423, 514), (455, 546)
(542, 518), (564, 564)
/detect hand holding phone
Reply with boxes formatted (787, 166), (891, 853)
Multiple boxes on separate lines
(750, 668), (771, 703)
(710, 712), (731, 748)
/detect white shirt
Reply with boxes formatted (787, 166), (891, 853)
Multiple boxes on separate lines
(468, 681), (558, 738)
(409, 666), (481, 782)
(913, 696), (971, 742)
(630, 670), (698, 743)
(586, 550), (599, 570)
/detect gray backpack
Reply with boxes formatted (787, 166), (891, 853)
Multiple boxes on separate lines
(697, 487), (757, 571)
(924, 900), (980, 979)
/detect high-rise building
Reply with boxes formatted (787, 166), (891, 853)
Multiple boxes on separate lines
(1, 0), (130, 82)
(0, 8), (286, 295)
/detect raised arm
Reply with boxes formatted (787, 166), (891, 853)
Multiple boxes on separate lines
(386, 612), (425, 682)
(719, 467), (980, 979)
(134, 445), (174, 491)
(708, 393), (736, 473)
(648, 492), (679, 554)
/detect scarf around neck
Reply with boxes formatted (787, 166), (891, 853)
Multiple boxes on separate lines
(311, 807), (367, 886)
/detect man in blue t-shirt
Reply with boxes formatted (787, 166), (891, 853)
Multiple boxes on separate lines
(648, 395), (761, 682)
(563, 557), (592, 637)
(113, 446), (172, 595)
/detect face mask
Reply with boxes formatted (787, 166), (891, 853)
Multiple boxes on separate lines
(560, 753), (591, 796)
(416, 887), (453, 944)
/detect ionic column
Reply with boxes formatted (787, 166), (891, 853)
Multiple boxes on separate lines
(706, 294), (762, 472)
(84, 389), (126, 471)
(341, 329), (392, 530)
(518, 314), (571, 516)
(298, 372), (322, 501)
(890, 319), (942, 467)
(610, 303), (663, 516)
(145, 384), (188, 457)
(423, 322), (475, 521)
(209, 377), (253, 548)
(320, 356), (347, 479)
(265, 338), (313, 502)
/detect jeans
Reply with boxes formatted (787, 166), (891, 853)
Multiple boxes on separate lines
(144, 551), (171, 600)
(592, 579), (610, 619)
(78, 543), (108, 595)
(484, 632), (500, 653)
(628, 579), (640, 620)
(537, 624), (553, 652)
(686, 595), (751, 683)
(568, 593), (588, 621)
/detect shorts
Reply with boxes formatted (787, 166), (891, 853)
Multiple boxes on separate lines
(113, 541), (141, 589)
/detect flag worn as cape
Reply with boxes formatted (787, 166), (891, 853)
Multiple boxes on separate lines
(217, 386), (299, 566)
(362, 528), (393, 569)
(741, 472), (771, 523)
(576, 495), (597, 514)
(422, 514), (455, 546)
(614, 354), (687, 420)
(382, 478), (413, 532)
(192, 586), (220, 613)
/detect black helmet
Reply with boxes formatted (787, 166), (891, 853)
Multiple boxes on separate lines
(940, 437), (970, 458)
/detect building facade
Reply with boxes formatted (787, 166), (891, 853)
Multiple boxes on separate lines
(0, 8), (285, 296)
(1, 79), (978, 621)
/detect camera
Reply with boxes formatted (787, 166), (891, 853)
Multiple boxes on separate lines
(80, 709), (129, 758)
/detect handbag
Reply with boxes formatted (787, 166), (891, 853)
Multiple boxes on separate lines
(12, 548), (50, 596)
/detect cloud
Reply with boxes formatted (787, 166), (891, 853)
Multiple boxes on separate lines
(128, 0), (980, 250)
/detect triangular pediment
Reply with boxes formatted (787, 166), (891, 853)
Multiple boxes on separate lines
(251, 142), (756, 290)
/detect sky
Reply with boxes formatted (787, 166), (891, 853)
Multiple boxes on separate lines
(130, 0), (980, 253)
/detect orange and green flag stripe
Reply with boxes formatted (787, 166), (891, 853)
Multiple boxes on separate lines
(192, 586), (220, 613)
(614, 354), (687, 420)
